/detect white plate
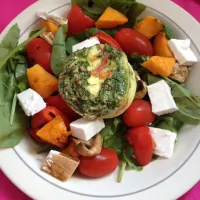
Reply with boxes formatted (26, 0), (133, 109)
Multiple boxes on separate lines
(0, 0), (200, 199)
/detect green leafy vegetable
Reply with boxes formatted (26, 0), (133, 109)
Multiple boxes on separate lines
(118, 142), (143, 182)
(0, 24), (44, 148)
(51, 25), (68, 76)
(1, 24), (20, 49)
(147, 73), (200, 125)
(65, 28), (99, 54)
(162, 24), (175, 40)
(0, 27), (45, 70)
(151, 116), (183, 134)
(100, 117), (127, 155)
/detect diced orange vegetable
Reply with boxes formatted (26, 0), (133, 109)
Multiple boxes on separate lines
(41, 20), (59, 36)
(153, 32), (174, 57)
(134, 16), (164, 39)
(141, 56), (176, 77)
(62, 139), (79, 158)
(36, 116), (71, 148)
(27, 64), (58, 99)
(95, 7), (128, 29)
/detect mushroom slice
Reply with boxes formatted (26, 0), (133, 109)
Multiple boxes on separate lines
(40, 32), (55, 45)
(73, 134), (103, 157)
(135, 71), (147, 99)
(169, 63), (190, 83)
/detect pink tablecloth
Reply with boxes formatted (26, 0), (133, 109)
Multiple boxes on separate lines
(0, 0), (200, 200)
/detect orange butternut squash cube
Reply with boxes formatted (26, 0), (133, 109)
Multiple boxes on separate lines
(153, 32), (174, 57)
(62, 139), (79, 158)
(96, 7), (128, 29)
(37, 116), (71, 148)
(27, 64), (58, 99)
(134, 16), (164, 39)
(41, 20), (59, 36)
(141, 56), (176, 77)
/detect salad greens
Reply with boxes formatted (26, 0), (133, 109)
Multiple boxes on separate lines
(72, 0), (146, 24)
(0, 24), (45, 148)
(100, 117), (142, 182)
(51, 25), (68, 76)
(147, 73), (200, 125)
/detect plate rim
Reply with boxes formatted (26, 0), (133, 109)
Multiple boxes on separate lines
(0, 0), (200, 199)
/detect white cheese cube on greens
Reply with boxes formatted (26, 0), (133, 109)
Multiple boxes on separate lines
(72, 37), (100, 52)
(17, 88), (46, 116)
(168, 39), (198, 65)
(70, 118), (105, 141)
(147, 80), (179, 116)
(149, 127), (176, 158)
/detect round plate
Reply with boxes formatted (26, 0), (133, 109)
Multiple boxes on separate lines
(0, 0), (200, 199)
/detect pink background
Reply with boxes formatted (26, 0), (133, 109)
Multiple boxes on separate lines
(0, 0), (200, 199)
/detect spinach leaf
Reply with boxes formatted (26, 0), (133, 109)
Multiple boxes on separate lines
(51, 25), (68, 76)
(127, 2), (146, 24)
(147, 73), (200, 125)
(118, 142), (142, 182)
(65, 28), (99, 54)
(1, 24), (20, 49)
(100, 117), (127, 155)
(128, 53), (150, 65)
(151, 116), (183, 134)
(162, 24), (175, 40)
(9, 92), (18, 125)
(0, 28), (45, 70)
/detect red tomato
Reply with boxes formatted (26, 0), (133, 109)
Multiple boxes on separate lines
(114, 28), (153, 56)
(26, 38), (52, 73)
(31, 106), (71, 130)
(122, 100), (156, 127)
(67, 4), (95, 36)
(94, 32), (122, 50)
(28, 128), (45, 144)
(45, 94), (80, 120)
(126, 127), (153, 166)
(79, 148), (118, 178)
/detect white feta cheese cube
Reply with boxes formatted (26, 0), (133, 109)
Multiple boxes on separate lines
(168, 39), (198, 65)
(70, 118), (105, 141)
(72, 37), (100, 52)
(147, 80), (179, 116)
(149, 127), (176, 158)
(17, 88), (46, 116)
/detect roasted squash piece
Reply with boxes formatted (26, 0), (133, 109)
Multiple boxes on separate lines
(36, 116), (71, 148)
(153, 32), (174, 57)
(62, 139), (80, 158)
(134, 16), (164, 39)
(96, 7), (128, 29)
(27, 64), (58, 99)
(141, 56), (176, 77)
(41, 20), (59, 36)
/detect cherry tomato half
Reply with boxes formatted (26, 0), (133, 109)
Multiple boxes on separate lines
(26, 38), (52, 73)
(122, 100), (156, 127)
(67, 4), (95, 36)
(79, 148), (118, 178)
(126, 127), (153, 166)
(94, 32), (122, 50)
(114, 28), (153, 56)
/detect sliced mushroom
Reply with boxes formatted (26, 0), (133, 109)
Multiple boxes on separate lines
(169, 63), (190, 83)
(135, 71), (147, 99)
(40, 32), (55, 45)
(73, 134), (103, 157)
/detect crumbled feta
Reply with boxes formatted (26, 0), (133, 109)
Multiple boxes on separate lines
(17, 88), (46, 116)
(70, 118), (105, 141)
(147, 80), (179, 116)
(72, 37), (100, 52)
(168, 39), (198, 65)
(149, 127), (176, 158)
